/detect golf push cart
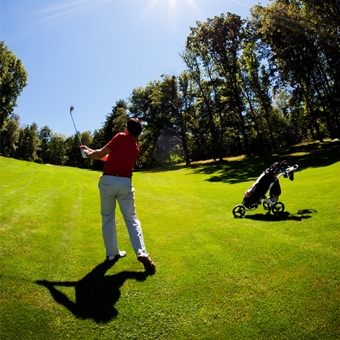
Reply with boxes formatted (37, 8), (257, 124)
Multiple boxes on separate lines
(232, 161), (299, 218)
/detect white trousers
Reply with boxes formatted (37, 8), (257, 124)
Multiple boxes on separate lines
(98, 175), (148, 258)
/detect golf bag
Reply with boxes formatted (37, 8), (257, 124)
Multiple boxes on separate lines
(232, 161), (298, 217)
(243, 161), (284, 208)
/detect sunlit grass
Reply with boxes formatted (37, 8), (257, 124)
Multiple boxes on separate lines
(1, 142), (339, 339)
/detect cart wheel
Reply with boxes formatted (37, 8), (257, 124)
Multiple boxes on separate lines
(233, 205), (246, 218)
(263, 201), (270, 210)
(271, 202), (285, 215)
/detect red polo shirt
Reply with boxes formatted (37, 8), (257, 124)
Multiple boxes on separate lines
(103, 132), (140, 178)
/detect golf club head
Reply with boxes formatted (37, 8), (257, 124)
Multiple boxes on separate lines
(70, 106), (74, 113)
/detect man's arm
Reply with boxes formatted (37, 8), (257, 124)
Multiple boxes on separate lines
(80, 145), (111, 161)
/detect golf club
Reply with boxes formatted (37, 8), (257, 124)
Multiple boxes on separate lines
(69, 106), (88, 158)
(69, 106), (82, 145)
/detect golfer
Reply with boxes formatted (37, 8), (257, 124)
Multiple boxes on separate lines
(80, 118), (155, 273)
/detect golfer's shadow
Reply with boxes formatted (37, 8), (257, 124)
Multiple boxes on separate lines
(36, 260), (150, 323)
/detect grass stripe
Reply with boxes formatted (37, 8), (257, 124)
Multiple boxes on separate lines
(1, 145), (340, 339)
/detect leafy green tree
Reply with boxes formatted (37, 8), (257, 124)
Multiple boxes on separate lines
(0, 41), (28, 128)
(49, 133), (67, 165)
(154, 128), (183, 166)
(38, 126), (52, 163)
(251, 0), (340, 140)
(129, 81), (172, 167)
(90, 100), (128, 170)
(90, 128), (106, 170)
(16, 123), (39, 161)
(183, 13), (250, 159)
(101, 100), (128, 143)
(239, 37), (277, 151)
(0, 113), (20, 157)
(155, 74), (195, 165)
(181, 47), (219, 160)
(174, 72), (197, 165)
(301, 0), (340, 136)
(65, 131), (93, 168)
(272, 89), (302, 144)
(204, 13), (249, 155)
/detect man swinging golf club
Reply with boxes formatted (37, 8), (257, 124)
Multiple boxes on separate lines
(80, 118), (155, 273)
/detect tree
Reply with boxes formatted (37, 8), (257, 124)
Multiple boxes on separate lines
(239, 37), (278, 151)
(49, 133), (67, 165)
(90, 100), (128, 170)
(251, 0), (340, 140)
(181, 44), (220, 160)
(101, 100), (128, 144)
(301, 0), (340, 129)
(183, 13), (249, 159)
(155, 73), (197, 165)
(0, 41), (28, 128)
(204, 13), (249, 155)
(129, 81), (173, 167)
(16, 123), (39, 161)
(38, 126), (53, 163)
(65, 131), (93, 168)
(0, 113), (20, 157)
(173, 72), (196, 165)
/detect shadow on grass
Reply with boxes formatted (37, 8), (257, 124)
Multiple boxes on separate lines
(190, 140), (340, 184)
(36, 260), (151, 323)
(243, 209), (317, 221)
(135, 140), (339, 184)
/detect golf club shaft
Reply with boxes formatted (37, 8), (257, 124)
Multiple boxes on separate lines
(69, 106), (83, 145)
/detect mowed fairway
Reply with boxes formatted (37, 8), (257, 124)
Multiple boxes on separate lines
(1, 142), (340, 340)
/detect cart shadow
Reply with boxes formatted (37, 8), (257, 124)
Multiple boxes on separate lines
(244, 209), (317, 221)
(36, 260), (150, 323)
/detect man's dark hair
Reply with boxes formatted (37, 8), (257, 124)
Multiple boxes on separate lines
(127, 118), (143, 137)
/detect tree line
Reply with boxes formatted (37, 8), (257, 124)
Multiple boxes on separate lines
(1, 0), (339, 169)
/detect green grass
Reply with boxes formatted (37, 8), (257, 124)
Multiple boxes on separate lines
(1, 140), (340, 339)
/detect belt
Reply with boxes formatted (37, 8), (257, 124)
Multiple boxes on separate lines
(103, 173), (131, 178)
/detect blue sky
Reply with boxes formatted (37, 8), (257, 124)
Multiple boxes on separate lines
(2, 0), (269, 137)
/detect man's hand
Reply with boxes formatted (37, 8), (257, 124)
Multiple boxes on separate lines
(80, 145), (91, 158)
(80, 145), (110, 161)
